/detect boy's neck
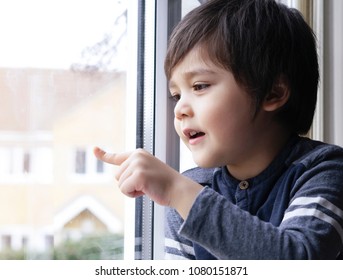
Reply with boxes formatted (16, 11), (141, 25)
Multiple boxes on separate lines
(226, 128), (292, 181)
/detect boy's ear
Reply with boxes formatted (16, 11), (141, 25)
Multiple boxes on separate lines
(262, 76), (290, 112)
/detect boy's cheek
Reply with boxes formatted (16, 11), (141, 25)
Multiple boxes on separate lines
(174, 119), (181, 136)
(174, 122), (188, 145)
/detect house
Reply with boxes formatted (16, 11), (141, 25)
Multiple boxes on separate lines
(0, 68), (126, 257)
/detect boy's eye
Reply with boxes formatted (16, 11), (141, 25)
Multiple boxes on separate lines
(193, 83), (209, 91)
(169, 94), (181, 102)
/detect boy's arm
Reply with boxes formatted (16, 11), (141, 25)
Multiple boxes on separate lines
(179, 186), (342, 259)
(94, 146), (343, 259)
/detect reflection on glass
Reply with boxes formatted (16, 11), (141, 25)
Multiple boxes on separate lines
(0, 0), (127, 259)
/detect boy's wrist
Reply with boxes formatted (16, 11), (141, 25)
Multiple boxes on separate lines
(169, 176), (203, 220)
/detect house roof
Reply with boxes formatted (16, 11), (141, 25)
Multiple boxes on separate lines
(0, 68), (121, 131)
(54, 195), (123, 233)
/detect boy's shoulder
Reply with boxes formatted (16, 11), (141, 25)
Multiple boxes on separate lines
(290, 137), (343, 167)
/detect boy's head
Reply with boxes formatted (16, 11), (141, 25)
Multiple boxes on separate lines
(164, 0), (319, 135)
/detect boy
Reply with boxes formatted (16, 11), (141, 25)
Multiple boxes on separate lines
(94, 0), (343, 259)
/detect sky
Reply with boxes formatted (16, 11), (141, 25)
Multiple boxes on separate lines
(0, 0), (126, 69)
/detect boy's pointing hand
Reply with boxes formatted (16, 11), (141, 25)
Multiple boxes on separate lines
(93, 147), (177, 206)
(93, 146), (130, 166)
(93, 146), (203, 219)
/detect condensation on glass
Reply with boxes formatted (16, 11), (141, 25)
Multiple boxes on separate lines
(0, 0), (128, 259)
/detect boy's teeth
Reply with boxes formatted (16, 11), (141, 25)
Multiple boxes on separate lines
(190, 131), (198, 137)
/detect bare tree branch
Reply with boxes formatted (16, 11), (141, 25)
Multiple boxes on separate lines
(71, 9), (127, 73)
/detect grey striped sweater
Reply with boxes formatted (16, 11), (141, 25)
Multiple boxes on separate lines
(165, 136), (343, 259)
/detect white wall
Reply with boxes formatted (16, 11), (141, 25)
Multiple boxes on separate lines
(323, 0), (343, 146)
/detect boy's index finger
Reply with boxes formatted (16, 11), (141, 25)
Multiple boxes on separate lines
(93, 147), (130, 166)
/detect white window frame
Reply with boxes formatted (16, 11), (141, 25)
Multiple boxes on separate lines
(123, 0), (139, 260)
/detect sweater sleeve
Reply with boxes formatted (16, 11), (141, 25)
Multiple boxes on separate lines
(179, 146), (343, 259)
(164, 207), (196, 259)
(163, 167), (216, 259)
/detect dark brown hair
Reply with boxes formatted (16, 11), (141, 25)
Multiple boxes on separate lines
(165, 0), (319, 135)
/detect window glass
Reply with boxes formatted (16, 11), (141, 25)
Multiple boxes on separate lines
(178, 0), (202, 173)
(182, 0), (202, 16)
(0, 0), (129, 259)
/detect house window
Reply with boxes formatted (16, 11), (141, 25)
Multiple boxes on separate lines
(22, 236), (28, 250)
(0, 145), (53, 183)
(23, 151), (31, 173)
(1, 235), (11, 250)
(72, 147), (111, 179)
(45, 235), (53, 251)
(75, 149), (86, 174)
(96, 159), (104, 173)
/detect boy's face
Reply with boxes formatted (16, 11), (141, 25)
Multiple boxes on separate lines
(169, 48), (270, 170)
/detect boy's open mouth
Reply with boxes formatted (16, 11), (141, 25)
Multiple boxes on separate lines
(188, 131), (205, 139)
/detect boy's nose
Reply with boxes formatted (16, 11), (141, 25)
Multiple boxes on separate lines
(174, 96), (193, 120)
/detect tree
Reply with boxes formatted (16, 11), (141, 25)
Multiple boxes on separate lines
(71, 9), (127, 72)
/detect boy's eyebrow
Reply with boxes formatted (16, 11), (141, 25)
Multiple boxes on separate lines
(169, 68), (217, 88)
(184, 68), (217, 78)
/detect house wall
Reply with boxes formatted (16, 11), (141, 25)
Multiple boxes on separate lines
(0, 69), (126, 253)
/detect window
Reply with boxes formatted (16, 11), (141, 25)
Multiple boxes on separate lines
(0, 145), (53, 183)
(138, 0), (202, 260)
(96, 159), (105, 173)
(23, 152), (31, 173)
(0, 0), (131, 260)
(70, 146), (114, 183)
(75, 149), (86, 174)
(1, 235), (11, 251)
(1, 0), (342, 262)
